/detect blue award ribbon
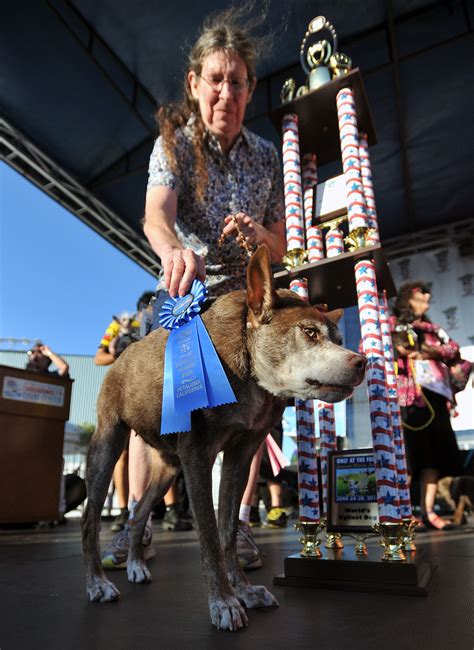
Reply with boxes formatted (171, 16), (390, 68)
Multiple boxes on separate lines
(159, 280), (237, 434)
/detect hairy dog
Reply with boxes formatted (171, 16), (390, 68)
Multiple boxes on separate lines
(82, 246), (366, 631)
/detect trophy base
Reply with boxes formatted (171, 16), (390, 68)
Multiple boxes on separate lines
(273, 546), (435, 596)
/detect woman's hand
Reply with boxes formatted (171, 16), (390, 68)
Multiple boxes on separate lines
(39, 345), (52, 358)
(420, 343), (443, 360)
(222, 213), (265, 248)
(162, 248), (206, 298)
(396, 345), (423, 359)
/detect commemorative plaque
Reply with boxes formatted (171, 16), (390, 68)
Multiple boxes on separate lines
(327, 449), (379, 533)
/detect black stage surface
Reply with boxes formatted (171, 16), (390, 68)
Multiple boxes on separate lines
(1, 518), (473, 650)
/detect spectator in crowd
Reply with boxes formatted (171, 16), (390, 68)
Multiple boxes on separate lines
(391, 281), (463, 529)
(26, 343), (69, 377)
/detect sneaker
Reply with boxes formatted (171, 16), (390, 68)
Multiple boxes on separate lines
(237, 521), (263, 570)
(111, 508), (129, 532)
(249, 506), (261, 527)
(102, 522), (155, 569)
(264, 507), (288, 529)
(162, 505), (193, 531)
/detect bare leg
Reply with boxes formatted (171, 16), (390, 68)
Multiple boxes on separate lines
(128, 431), (152, 503)
(421, 468), (440, 515)
(112, 448), (129, 509)
(421, 467), (450, 529)
(164, 481), (178, 506)
(241, 444), (264, 507)
(268, 482), (282, 508)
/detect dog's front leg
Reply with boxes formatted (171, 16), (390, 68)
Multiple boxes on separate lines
(218, 436), (279, 610)
(178, 433), (248, 632)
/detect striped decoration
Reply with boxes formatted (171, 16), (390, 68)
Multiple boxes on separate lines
(318, 402), (337, 518)
(325, 226), (344, 257)
(336, 87), (368, 232)
(302, 153), (318, 235)
(354, 259), (401, 522)
(290, 277), (320, 522)
(307, 226), (324, 262)
(358, 132), (380, 245)
(282, 114), (305, 251)
(378, 291), (412, 518)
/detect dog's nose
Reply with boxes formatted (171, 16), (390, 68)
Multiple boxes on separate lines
(350, 354), (367, 372)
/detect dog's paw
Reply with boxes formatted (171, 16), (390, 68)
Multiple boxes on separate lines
(209, 596), (249, 631)
(127, 560), (152, 584)
(235, 584), (279, 609)
(86, 576), (120, 603)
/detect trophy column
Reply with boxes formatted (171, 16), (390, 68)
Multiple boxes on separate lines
(270, 16), (434, 592)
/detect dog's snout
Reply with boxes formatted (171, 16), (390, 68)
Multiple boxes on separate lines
(350, 354), (367, 372)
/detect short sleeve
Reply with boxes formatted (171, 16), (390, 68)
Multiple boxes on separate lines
(263, 145), (285, 226)
(147, 136), (178, 192)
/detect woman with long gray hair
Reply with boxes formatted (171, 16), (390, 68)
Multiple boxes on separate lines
(102, 6), (287, 572)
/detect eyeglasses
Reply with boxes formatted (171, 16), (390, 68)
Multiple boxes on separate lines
(199, 74), (250, 95)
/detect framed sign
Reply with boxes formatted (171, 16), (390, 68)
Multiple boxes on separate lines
(327, 448), (379, 533)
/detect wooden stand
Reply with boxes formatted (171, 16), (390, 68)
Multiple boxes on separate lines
(270, 69), (376, 165)
(274, 546), (435, 596)
(273, 244), (396, 309)
(0, 365), (73, 523)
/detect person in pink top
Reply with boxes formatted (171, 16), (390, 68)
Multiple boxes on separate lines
(391, 281), (463, 529)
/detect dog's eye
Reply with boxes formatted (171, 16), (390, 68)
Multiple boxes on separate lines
(303, 327), (319, 340)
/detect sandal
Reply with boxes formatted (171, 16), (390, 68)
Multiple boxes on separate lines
(423, 512), (453, 530)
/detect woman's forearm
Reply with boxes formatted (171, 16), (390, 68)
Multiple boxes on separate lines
(257, 224), (286, 263)
(143, 212), (183, 260)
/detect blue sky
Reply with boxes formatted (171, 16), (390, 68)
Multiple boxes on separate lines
(0, 162), (157, 356)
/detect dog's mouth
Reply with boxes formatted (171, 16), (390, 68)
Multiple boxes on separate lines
(305, 378), (354, 397)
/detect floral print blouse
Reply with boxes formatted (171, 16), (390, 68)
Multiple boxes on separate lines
(147, 120), (285, 295)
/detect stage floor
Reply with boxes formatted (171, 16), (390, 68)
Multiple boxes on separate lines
(1, 517), (473, 649)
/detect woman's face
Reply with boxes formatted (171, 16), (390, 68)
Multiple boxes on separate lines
(409, 290), (431, 318)
(188, 50), (255, 154)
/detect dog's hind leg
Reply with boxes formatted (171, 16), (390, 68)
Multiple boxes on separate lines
(82, 419), (129, 603)
(218, 436), (279, 610)
(178, 430), (248, 632)
(127, 445), (179, 584)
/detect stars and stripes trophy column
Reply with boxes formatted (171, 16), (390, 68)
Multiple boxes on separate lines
(379, 291), (417, 551)
(282, 114), (323, 557)
(270, 14), (435, 592)
(337, 86), (406, 560)
(301, 151), (343, 550)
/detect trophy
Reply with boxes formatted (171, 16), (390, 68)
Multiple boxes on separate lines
(280, 16), (352, 103)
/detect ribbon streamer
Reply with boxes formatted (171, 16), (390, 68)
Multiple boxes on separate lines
(160, 280), (237, 435)
(265, 433), (290, 477)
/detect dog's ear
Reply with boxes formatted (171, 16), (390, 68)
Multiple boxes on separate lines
(325, 309), (343, 324)
(246, 245), (278, 325)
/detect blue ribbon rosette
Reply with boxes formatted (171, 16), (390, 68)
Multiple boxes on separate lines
(159, 279), (237, 434)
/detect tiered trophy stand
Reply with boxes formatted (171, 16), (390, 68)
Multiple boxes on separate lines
(268, 18), (435, 596)
(271, 69), (394, 310)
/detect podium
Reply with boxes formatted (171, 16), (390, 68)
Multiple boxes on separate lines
(0, 365), (73, 523)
